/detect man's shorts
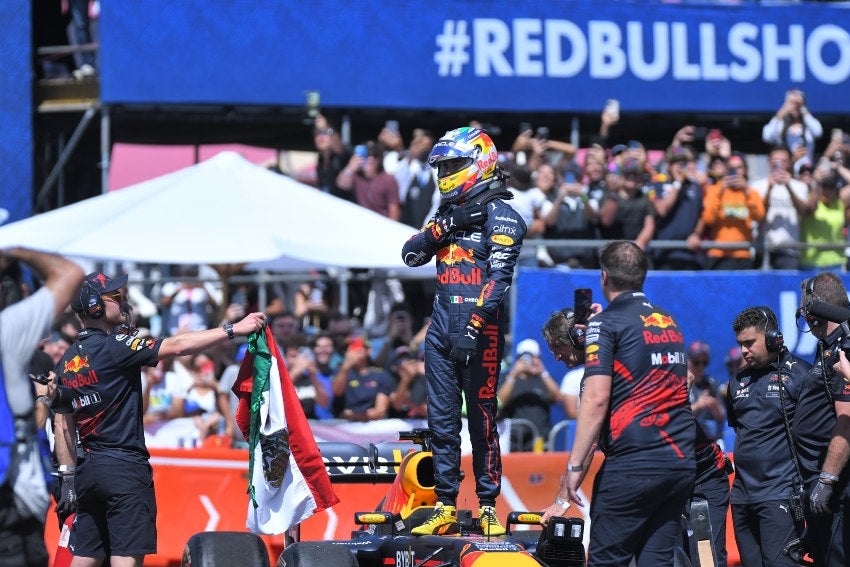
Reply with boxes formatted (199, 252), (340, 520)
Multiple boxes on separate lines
(71, 453), (157, 557)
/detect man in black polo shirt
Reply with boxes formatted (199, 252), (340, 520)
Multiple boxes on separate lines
(542, 241), (695, 566)
(792, 272), (850, 565)
(725, 306), (809, 566)
(48, 272), (266, 567)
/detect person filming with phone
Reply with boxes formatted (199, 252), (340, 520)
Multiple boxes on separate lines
(752, 146), (814, 270)
(541, 241), (695, 567)
(701, 152), (765, 270)
(497, 338), (562, 452)
(336, 141), (401, 221)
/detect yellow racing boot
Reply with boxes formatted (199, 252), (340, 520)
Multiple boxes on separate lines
(411, 502), (459, 535)
(478, 505), (505, 536)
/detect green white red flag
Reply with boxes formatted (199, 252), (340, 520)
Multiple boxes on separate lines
(232, 325), (338, 535)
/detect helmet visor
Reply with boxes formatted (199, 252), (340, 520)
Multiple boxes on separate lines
(435, 157), (472, 178)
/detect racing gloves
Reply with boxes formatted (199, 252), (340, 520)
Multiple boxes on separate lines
(427, 202), (488, 244)
(452, 309), (487, 367)
(808, 478), (834, 518)
(56, 471), (77, 526)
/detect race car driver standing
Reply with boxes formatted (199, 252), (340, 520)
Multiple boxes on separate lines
(402, 126), (526, 536)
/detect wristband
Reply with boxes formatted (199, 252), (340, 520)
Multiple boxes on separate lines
(58, 464), (75, 474)
(223, 323), (235, 340)
(819, 471), (840, 484)
(567, 463), (584, 473)
(554, 497), (569, 508)
(35, 395), (51, 408)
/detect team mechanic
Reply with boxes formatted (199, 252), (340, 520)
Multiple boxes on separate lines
(48, 272), (265, 567)
(542, 241), (695, 566)
(401, 126), (526, 536)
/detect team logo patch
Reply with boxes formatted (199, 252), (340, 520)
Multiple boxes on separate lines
(450, 295), (463, 304)
(63, 355), (89, 374)
(490, 234), (514, 246)
(586, 344), (599, 354)
(640, 312), (676, 329)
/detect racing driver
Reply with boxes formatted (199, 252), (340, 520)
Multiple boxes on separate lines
(402, 126), (526, 536)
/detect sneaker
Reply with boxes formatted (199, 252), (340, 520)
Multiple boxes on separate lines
(478, 505), (505, 536)
(72, 64), (96, 80)
(411, 502), (458, 535)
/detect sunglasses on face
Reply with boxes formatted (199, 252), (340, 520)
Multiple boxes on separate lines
(102, 291), (122, 303)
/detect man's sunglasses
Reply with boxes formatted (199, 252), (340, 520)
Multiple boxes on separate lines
(102, 291), (122, 303)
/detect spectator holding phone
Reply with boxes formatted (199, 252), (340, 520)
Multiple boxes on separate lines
(337, 141), (401, 221)
(762, 89), (823, 163)
(497, 338), (562, 452)
(650, 146), (705, 270)
(701, 153), (765, 269)
(313, 115), (356, 203)
(332, 336), (393, 421)
(543, 163), (596, 268)
(752, 147), (815, 269)
(800, 144), (850, 270)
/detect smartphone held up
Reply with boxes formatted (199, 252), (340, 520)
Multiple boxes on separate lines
(574, 288), (593, 325)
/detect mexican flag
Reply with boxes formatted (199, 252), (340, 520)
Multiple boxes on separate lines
(232, 326), (339, 535)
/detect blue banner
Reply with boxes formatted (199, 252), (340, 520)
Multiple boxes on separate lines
(512, 268), (848, 389)
(100, 1), (850, 113)
(0, 1), (32, 224)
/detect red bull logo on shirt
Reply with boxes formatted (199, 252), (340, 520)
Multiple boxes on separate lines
(438, 267), (482, 285)
(436, 244), (475, 266)
(640, 313), (677, 328)
(63, 355), (89, 374)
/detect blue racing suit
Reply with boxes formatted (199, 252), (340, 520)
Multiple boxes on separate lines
(401, 187), (526, 505)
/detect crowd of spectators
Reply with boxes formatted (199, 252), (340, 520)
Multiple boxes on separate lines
(30, 89), (849, 452)
(301, 90), (849, 277)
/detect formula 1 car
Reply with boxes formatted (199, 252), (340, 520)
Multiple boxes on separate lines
(181, 428), (587, 567)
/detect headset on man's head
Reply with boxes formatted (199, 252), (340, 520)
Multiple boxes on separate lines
(562, 308), (586, 350)
(755, 306), (784, 353)
(75, 281), (106, 319)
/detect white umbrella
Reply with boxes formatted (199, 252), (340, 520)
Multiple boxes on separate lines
(0, 152), (416, 270)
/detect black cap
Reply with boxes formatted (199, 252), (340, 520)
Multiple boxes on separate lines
(71, 272), (128, 313)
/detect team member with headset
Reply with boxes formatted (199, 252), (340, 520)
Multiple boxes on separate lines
(47, 272), (266, 567)
(725, 306), (810, 566)
(792, 273), (850, 565)
(540, 241), (695, 566)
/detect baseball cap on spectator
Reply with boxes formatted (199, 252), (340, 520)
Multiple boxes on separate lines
(707, 129), (724, 142)
(725, 346), (742, 365)
(611, 144), (628, 158)
(516, 338), (541, 357)
(71, 272), (129, 313)
(687, 341), (711, 358)
(627, 139), (644, 150)
(666, 146), (694, 164)
(347, 335), (369, 352)
(388, 345), (415, 368)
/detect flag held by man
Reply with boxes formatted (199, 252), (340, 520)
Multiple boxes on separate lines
(232, 326), (339, 535)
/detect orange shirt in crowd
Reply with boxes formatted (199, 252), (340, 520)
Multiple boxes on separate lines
(701, 181), (766, 259)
